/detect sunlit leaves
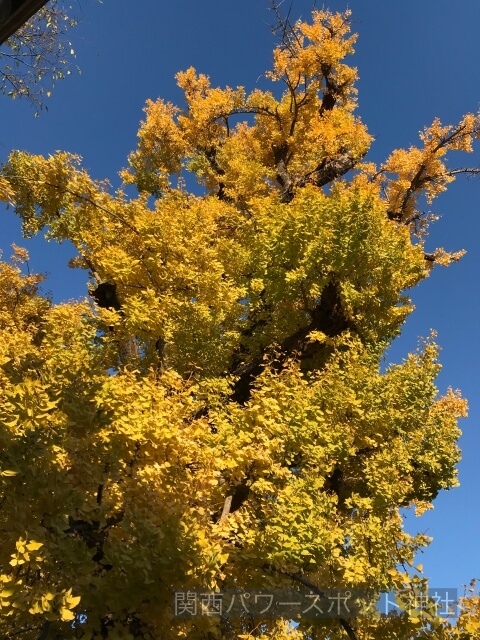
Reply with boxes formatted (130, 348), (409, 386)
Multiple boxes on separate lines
(381, 113), (480, 244)
(0, 6), (476, 639)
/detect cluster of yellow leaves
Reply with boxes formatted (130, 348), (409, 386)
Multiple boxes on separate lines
(0, 258), (468, 637)
(121, 9), (371, 205)
(0, 154), (428, 379)
(0, 176), (13, 201)
(1, 538), (80, 624)
(381, 114), (480, 238)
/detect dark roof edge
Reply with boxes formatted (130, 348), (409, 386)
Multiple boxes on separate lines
(0, 0), (50, 46)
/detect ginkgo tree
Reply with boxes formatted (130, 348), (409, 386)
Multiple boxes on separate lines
(0, 6), (479, 640)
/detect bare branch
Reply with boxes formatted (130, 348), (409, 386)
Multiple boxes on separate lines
(448, 167), (480, 177)
(0, 0), (79, 109)
(269, 0), (299, 56)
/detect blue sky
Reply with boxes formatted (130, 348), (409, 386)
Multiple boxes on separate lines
(1, 0), (479, 598)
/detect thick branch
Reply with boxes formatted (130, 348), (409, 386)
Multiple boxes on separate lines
(305, 150), (364, 190)
(319, 63), (340, 115)
(216, 480), (251, 524)
(91, 282), (122, 312)
(231, 278), (353, 404)
(218, 496), (232, 525)
(397, 162), (432, 216)
(90, 281), (140, 363)
(272, 141), (294, 203)
(66, 510), (124, 567)
(230, 290), (272, 374)
(203, 146), (232, 201)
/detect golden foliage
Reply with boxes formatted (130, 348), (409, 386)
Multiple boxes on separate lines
(0, 7), (477, 640)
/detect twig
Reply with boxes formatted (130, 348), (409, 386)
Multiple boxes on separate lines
(264, 564), (359, 640)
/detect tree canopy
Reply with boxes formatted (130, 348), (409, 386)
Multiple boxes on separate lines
(0, 7), (479, 639)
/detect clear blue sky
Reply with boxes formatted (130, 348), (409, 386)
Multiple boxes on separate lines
(1, 0), (479, 597)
